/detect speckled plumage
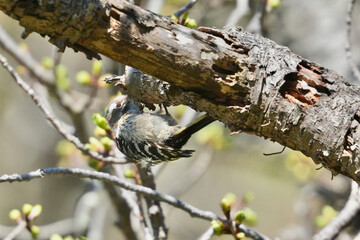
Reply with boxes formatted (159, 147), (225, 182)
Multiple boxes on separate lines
(105, 95), (214, 166)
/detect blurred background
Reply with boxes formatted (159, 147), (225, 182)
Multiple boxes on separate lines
(1, 0), (360, 239)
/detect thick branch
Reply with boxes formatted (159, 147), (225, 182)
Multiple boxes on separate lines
(2, 0), (360, 182)
(313, 181), (360, 240)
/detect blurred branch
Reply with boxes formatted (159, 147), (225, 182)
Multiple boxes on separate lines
(197, 227), (214, 240)
(0, 26), (54, 85)
(173, 0), (198, 18)
(145, 0), (165, 14)
(0, 26), (97, 142)
(313, 181), (360, 240)
(4, 219), (27, 240)
(0, 53), (125, 164)
(345, 0), (360, 82)
(225, 0), (250, 27)
(103, 181), (139, 239)
(0, 167), (270, 240)
(246, 0), (267, 34)
(137, 167), (168, 239)
(1, 219), (74, 239)
(167, 147), (214, 199)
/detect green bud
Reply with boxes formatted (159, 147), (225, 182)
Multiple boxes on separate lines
(235, 210), (246, 224)
(55, 65), (71, 91)
(41, 57), (54, 69)
(98, 74), (110, 88)
(243, 208), (258, 226)
(211, 220), (224, 236)
(92, 60), (102, 76)
(124, 169), (136, 178)
(84, 143), (94, 151)
(9, 209), (22, 221)
(268, 0), (281, 7)
(16, 65), (28, 75)
(220, 198), (232, 213)
(221, 193), (236, 212)
(224, 193), (236, 204)
(170, 14), (178, 23)
(18, 42), (29, 52)
(88, 158), (104, 170)
(315, 215), (327, 228)
(31, 225), (40, 238)
(63, 236), (75, 240)
(56, 140), (74, 157)
(236, 232), (245, 239)
(243, 192), (254, 204)
(94, 126), (107, 137)
(22, 203), (33, 216)
(92, 113), (110, 131)
(100, 137), (113, 151)
(30, 204), (42, 219)
(89, 137), (104, 153)
(50, 234), (63, 240)
(315, 205), (338, 227)
(184, 18), (197, 28)
(76, 71), (91, 85)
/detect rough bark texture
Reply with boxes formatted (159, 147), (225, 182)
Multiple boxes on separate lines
(2, 0), (360, 183)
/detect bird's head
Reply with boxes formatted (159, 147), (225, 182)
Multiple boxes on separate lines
(105, 95), (141, 129)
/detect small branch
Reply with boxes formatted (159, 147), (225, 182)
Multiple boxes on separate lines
(246, 0), (267, 34)
(197, 227), (214, 240)
(0, 167), (270, 240)
(4, 219), (27, 240)
(173, 0), (198, 18)
(167, 148), (214, 199)
(345, 0), (360, 82)
(313, 181), (360, 240)
(137, 167), (168, 239)
(0, 26), (54, 86)
(0, 168), (219, 221)
(263, 146), (286, 156)
(225, 0), (250, 27)
(0, 53), (125, 164)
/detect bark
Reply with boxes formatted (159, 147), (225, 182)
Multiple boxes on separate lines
(1, 0), (360, 183)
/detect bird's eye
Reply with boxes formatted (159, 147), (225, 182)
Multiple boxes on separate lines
(116, 103), (122, 108)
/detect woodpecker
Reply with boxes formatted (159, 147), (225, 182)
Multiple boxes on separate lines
(105, 95), (214, 166)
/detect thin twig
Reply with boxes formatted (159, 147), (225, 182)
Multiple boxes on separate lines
(263, 146), (286, 156)
(0, 167), (270, 240)
(313, 181), (360, 240)
(4, 219), (27, 240)
(0, 53), (125, 164)
(345, 0), (360, 82)
(197, 227), (214, 240)
(0, 26), (54, 85)
(225, 0), (250, 27)
(137, 167), (168, 239)
(173, 0), (198, 18)
(246, 0), (267, 34)
(167, 148), (214, 199)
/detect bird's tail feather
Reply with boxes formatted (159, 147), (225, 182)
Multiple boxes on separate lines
(165, 115), (215, 149)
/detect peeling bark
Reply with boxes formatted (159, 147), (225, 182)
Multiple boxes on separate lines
(2, 0), (360, 183)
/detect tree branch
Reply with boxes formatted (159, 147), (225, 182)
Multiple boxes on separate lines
(0, 167), (270, 240)
(345, 0), (360, 82)
(313, 181), (360, 240)
(0, 53), (124, 164)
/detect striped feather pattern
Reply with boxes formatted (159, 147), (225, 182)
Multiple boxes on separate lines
(116, 136), (194, 163)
